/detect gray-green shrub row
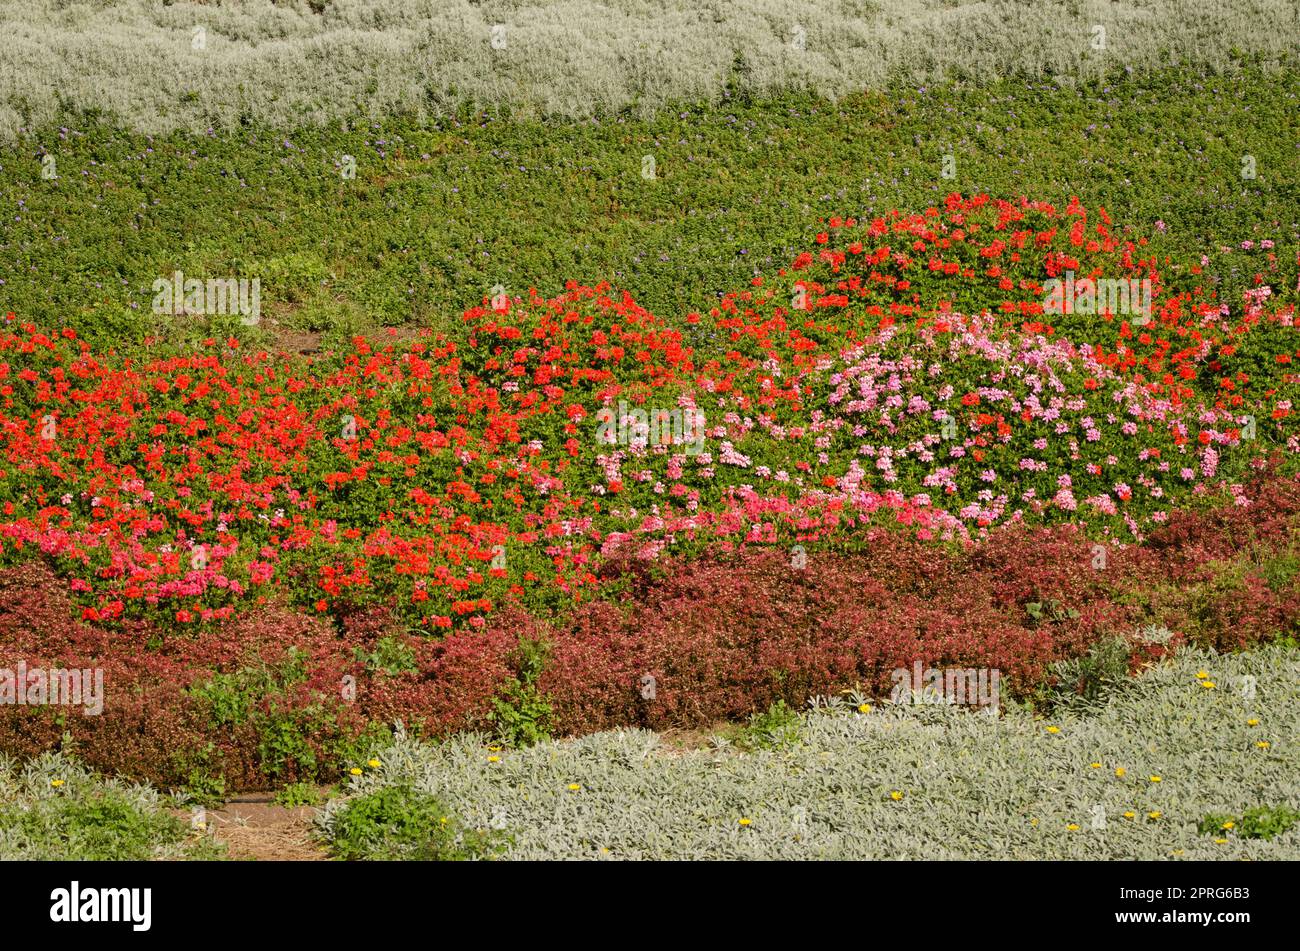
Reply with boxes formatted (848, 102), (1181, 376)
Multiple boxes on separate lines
(320, 645), (1300, 859)
(1, 0), (1296, 140)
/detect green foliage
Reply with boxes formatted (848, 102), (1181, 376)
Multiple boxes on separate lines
(488, 637), (554, 748)
(274, 781), (325, 808)
(487, 681), (554, 749)
(0, 794), (189, 861)
(740, 699), (803, 751)
(164, 741), (229, 806)
(0, 753), (224, 860)
(1199, 805), (1300, 840)
(189, 651), (309, 729)
(189, 653), (390, 781)
(1197, 812), (1235, 836)
(1035, 637), (1135, 715)
(1235, 806), (1300, 840)
(328, 784), (507, 861)
(1025, 600), (1081, 624)
(3, 68), (1296, 350)
(355, 635), (419, 676)
(0, 4), (1295, 860)
(1257, 549), (1300, 592)
(256, 709), (324, 780)
(179, 767), (227, 808)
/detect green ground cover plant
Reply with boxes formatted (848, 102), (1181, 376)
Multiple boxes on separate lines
(328, 783), (510, 860)
(0, 752), (224, 860)
(3, 68), (1296, 345)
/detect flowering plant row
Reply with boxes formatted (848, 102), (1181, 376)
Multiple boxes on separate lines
(0, 195), (1294, 633)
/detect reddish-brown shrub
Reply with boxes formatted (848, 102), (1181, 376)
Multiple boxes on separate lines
(0, 472), (1296, 789)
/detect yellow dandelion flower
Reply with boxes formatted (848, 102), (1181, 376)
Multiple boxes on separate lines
(1246, 718), (1260, 727)
(50, 779), (65, 788)
(889, 790), (904, 801)
(487, 755), (501, 763)
(1195, 670), (1209, 679)
(1214, 838), (1228, 844)
(367, 758), (381, 769)
(1030, 818), (1039, 827)
(1170, 849), (1184, 856)
(1089, 762), (1102, 769)
(858, 703), (872, 714)
(1046, 725), (1060, 734)
(1066, 823), (1080, 831)
(1222, 820), (1236, 830)
(738, 817), (752, 827)
(1200, 681), (1216, 689)
(1114, 767), (1127, 778)
(1255, 740), (1271, 749)
(439, 816), (449, 825)
(1122, 811), (1136, 819)
(348, 767), (362, 776)
(1147, 811), (1162, 820)
(1149, 775), (1162, 783)
(568, 783), (582, 791)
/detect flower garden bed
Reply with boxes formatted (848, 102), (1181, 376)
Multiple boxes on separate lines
(0, 195), (1295, 790)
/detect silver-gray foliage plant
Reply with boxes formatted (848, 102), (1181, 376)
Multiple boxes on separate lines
(318, 644), (1300, 859)
(0, 1), (1297, 141)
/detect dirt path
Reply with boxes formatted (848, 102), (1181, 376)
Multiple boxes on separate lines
(193, 796), (331, 861)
